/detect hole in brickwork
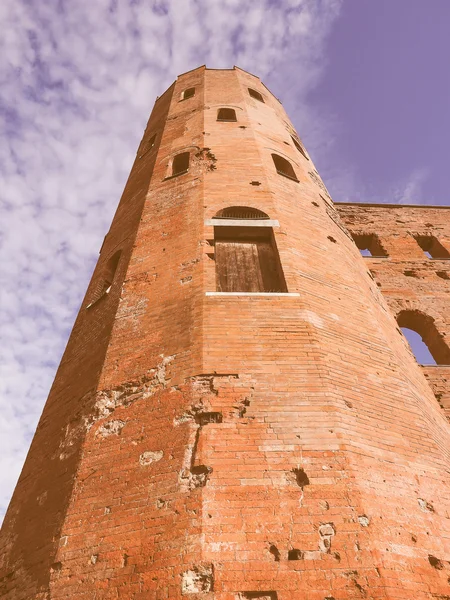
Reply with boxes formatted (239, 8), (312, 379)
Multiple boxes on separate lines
(312, 201), (319, 207)
(50, 562), (62, 573)
(190, 465), (212, 488)
(292, 467), (310, 488)
(269, 544), (281, 561)
(418, 498), (435, 512)
(437, 271), (450, 280)
(287, 548), (303, 560)
(238, 593), (278, 600)
(428, 555), (444, 570)
(195, 411), (223, 425)
(414, 235), (450, 259)
(404, 270), (419, 278)
(327, 235), (337, 243)
(250, 181), (261, 186)
(398, 310), (450, 365)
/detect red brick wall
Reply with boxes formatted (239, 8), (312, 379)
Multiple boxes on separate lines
(1, 67), (449, 600)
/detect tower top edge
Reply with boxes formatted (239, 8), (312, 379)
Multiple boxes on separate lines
(154, 65), (282, 106)
(335, 201), (450, 209)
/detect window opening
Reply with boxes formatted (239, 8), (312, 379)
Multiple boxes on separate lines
(181, 87), (195, 100)
(172, 152), (190, 176)
(214, 206), (270, 220)
(414, 235), (450, 259)
(217, 108), (237, 122)
(87, 250), (122, 308)
(290, 135), (308, 160)
(214, 226), (287, 293)
(351, 233), (388, 258)
(271, 154), (298, 181)
(397, 310), (450, 365)
(248, 88), (264, 102)
(139, 133), (156, 158)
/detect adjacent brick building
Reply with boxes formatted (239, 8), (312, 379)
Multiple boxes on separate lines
(1, 66), (449, 599)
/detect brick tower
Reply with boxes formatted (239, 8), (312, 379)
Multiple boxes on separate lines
(1, 66), (450, 599)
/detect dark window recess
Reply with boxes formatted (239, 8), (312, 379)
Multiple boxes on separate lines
(414, 235), (450, 259)
(87, 250), (122, 308)
(291, 135), (308, 160)
(215, 206), (269, 220)
(217, 108), (237, 121)
(139, 133), (156, 157)
(182, 87), (195, 100)
(214, 226), (287, 293)
(248, 88), (264, 102)
(351, 233), (388, 257)
(172, 152), (190, 176)
(271, 154), (298, 181)
(397, 310), (450, 365)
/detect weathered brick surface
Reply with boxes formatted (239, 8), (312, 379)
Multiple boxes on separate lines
(1, 67), (450, 599)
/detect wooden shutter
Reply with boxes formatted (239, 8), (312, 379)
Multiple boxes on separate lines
(215, 237), (286, 293)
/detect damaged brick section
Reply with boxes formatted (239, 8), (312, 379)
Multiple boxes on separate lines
(92, 354), (176, 424)
(139, 450), (163, 466)
(175, 373), (255, 424)
(237, 593), (278, 600)
(96, 419), (125, 437)
(194, 147), (217, 172)
(181, 563), (214, 594)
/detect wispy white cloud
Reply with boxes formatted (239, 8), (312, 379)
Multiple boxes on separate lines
(0, 0), (342, 519)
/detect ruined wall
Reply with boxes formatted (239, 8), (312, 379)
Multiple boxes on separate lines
(336, 203), (450, 422)
(1, 67), (450, 600)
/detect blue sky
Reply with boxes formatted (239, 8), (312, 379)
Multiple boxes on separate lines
(1, 0), (449, 520)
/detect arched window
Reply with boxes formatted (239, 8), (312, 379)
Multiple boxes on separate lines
(215, 206), (269, 220)
(213, 207), (286, 293)
(271, 154), (298, 181)
(87, 250), (122, 308)
(172, 152), (190, 176)
(217, 108), (237, 122)
(291, 135), (308, 160)
(397, 310), (450, 365)
(181, 87), (195, 100)
(248, 88), (264, 103)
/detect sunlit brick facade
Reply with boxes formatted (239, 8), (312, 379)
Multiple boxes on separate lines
(1, 66), (449, 599)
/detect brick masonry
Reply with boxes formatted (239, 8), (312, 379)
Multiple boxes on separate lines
(1, 66), (449, 599)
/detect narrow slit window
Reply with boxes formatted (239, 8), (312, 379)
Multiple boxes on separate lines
(181, 87), (195, 100)
(271, 154), (298, 181)
(414, 235), (450, 259)
(139, 133), (156, 158)
(217, 108), (237, 122)
(214, 226), (287, 293)
(291, 135), (308, 160)
(87, 250), (122, 308)
(397, 310), (450, 365)
(351, 233), (388, 257)
(248, 88), (264, 102)
(172, 152), (190, 176)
